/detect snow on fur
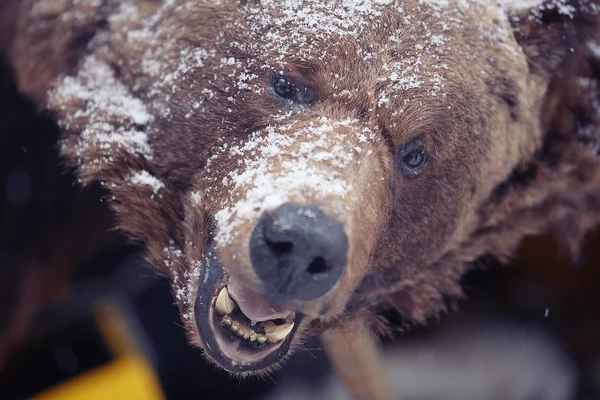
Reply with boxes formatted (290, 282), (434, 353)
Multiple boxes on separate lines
(206, 117), (377, 245)
(130, 170), (165, 195)
(49, 55), (154, 166)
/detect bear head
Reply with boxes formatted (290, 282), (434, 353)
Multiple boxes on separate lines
(3, 0), (600, 375)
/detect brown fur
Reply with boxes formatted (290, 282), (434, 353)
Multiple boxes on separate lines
(1, 0), (600, 375)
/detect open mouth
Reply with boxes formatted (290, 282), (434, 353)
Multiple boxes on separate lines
(194, 248), (303, 373)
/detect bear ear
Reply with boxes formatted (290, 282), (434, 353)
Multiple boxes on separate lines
(506, 0), (600, 75)
(6, 0), (109, 107)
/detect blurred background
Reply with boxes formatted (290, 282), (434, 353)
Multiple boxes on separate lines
(1, 55), (599, 399)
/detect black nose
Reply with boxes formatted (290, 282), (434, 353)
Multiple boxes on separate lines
(249, 203), (348, 304)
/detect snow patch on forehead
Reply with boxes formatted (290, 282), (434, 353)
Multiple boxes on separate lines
(237, 0), (416, 63)
(209, 117), (376, 245)
(245, 0), (394, 38)
(50, 55), (154, 162)
(95, 0), (522, 124)
(229, 0), (518, 102)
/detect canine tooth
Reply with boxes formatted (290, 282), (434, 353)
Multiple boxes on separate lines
(249, 332), (257, 342)
(214, 287), (235, 315)
(264, 321), (294, 343)
(257, 335), (268, 344)
(230, 322), (240, 333)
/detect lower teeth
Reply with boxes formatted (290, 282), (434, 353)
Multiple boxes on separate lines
(221, 315), (268, 343)
(214, 287), (295, 345)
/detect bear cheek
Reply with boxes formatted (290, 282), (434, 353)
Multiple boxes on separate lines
(376, 172), (464, 269)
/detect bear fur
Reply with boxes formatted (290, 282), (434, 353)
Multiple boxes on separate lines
(1, 0), (599, 375)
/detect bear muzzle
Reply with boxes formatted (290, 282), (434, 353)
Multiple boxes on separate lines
(193, 203), (349, 373)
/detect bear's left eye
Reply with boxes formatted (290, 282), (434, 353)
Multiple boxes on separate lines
(403, 151), (425, 168)
(271, 74), (297, 100)
(395, 140), (429, 178)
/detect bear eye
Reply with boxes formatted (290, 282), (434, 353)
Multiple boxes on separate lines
(395, 140), (429, 178)
(269, 74), (316, 106)
(271, 74), (297, 100)
(403, 150), (425, 168)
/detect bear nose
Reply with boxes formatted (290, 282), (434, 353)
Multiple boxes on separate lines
(249, 203), (348, 305)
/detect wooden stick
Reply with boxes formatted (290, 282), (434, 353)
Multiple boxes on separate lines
(321, 318), (394, 400)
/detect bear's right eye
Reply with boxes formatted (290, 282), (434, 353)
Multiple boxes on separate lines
(271, 75), (297, 101)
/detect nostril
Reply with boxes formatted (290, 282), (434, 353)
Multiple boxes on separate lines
(265, 239), (293, 257)
(307, 256), (329, 277)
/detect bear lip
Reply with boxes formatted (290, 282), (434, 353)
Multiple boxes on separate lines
(194, 245), (302, 373)
(227, 275), (293, 322)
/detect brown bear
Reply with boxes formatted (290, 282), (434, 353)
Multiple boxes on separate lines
(1, 0), (599, 376)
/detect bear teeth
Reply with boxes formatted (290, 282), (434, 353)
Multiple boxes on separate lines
(214, 286), (235, 316)
(221, 315), (268, 343)
(215, 286), (294, 344)
(264, 321), (294, 343)
(220, 315), (293, 344)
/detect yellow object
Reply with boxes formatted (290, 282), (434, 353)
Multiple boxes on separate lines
(31, 355), (164, 400)
(30, 301), (164, 400)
